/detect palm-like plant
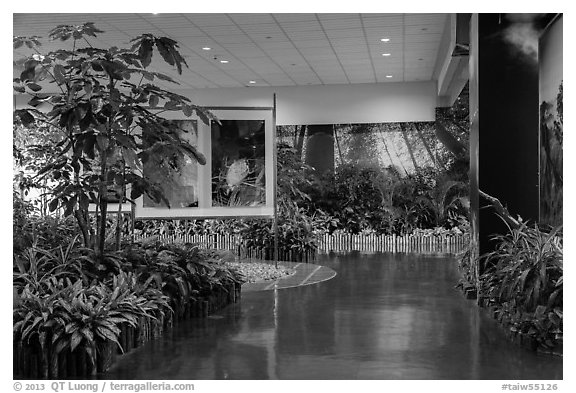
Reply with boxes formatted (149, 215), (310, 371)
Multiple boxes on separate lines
(13, 235), (85, 292)
(481, 221), (562, 310)
(416, 178), (468, 227)
(480, 220), (563, 348)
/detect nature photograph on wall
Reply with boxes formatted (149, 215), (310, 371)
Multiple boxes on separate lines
(212, 120), (266, 207)
(143, 120), (199, 208)
(539, 14), (563, 227)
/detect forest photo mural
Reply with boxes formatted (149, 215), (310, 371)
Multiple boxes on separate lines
(539, 15), (563, 227)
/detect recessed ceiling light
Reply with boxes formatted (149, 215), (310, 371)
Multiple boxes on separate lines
(382, 53), (391, 56)
(380, 38), (390, 42)
(220, 60), (229, 64)
(202, 47), (211, 51)
(386, 75), (393, 78)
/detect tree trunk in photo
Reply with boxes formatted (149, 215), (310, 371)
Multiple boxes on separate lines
(294, 125), (307, 159)
(383, 125), (410, 176)
(334, 127), (345, 166)
(304, 124), (334, 176)
(377, 126), (398, 169)
(400, 123), (420, 172)
(414, 123), (443, 170)
(435, 120), (467, 157)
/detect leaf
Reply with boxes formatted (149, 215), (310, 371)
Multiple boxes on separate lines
(20, 63), (37, 81)
(96, 135), (109, 151)
(163, 100), (179, 110)
(179, 142), (206, 165)
(53, 64), (66, 84)
(149, 95), (159, 108)
(182, 104), (193, 117)
(27, 82), (42, 92)
(122, 147), (141, 172)
(155, 38), (175, 67)
(79, 193), (90, 210)
(92, 62), (104, 72)
(138, 37), (154, 68)
(63, 195), (77, 217)
(95, 325), (119, 342)
(115, 133), (137, 150)
(152, 72), (176, 83)
(48, 198), (59, 212)
(14, 109), (36, 126)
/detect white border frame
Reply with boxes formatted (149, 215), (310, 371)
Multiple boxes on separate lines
(135, 107), (275, 219)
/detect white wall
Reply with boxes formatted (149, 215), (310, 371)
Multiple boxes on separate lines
(177, 81), (438, 125)
(14, 81), (438, 125)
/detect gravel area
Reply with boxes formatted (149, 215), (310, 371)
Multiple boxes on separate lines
(226, 261), (295, 283)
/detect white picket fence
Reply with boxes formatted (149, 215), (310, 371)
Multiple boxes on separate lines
(136, 232), (469, 257)
(320, 232), (469, 254)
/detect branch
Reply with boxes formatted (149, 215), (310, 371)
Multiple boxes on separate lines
(479, 190), (521, 229)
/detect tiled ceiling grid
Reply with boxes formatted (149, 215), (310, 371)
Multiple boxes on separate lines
(13, 13), (447, 89)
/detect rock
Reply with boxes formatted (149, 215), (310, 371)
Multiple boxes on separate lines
(226, 262), (295, 283)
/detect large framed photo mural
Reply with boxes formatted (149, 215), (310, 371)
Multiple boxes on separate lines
(539, 14), (563, 227)
(135, 106), (275, 219)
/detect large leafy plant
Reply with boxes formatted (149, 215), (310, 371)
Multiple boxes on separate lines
(480, 221), (563, 348)
(14, 22), (215, 255)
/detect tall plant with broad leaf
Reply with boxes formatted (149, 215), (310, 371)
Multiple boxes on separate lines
(14, 22), (216, 255)
(480, 220), (563, 348)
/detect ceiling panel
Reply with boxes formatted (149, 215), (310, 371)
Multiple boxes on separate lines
(13, 12), (450, 89)
(274, 14), (319, 22)
(228, 14), (276, 25)
(320, 18), (362, 30)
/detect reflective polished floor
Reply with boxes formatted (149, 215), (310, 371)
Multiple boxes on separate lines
(102, 252), (563, 380)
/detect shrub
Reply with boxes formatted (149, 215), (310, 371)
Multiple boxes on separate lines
(480, 221), (563, 349)
(13, 277), (157, 372)
(13, 236), (245, 372)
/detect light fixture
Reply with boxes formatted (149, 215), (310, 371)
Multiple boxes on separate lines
(385, 75), (393, 78)
(202, 47), (211, 51)
(380, 38), (390, 42)
(249, 80), (256, 84)
(382, 53), (391, 56)
(220, 60), (229, 64)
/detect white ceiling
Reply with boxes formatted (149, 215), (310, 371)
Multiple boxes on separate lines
(13, 13), (449, 89)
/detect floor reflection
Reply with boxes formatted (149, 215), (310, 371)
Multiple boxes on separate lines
(102, 252), (562, 380)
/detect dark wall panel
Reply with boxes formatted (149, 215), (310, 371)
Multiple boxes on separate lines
(477, 14), (540, 256)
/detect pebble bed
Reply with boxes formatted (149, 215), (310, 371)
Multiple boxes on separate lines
(226, 261), (295, 283)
